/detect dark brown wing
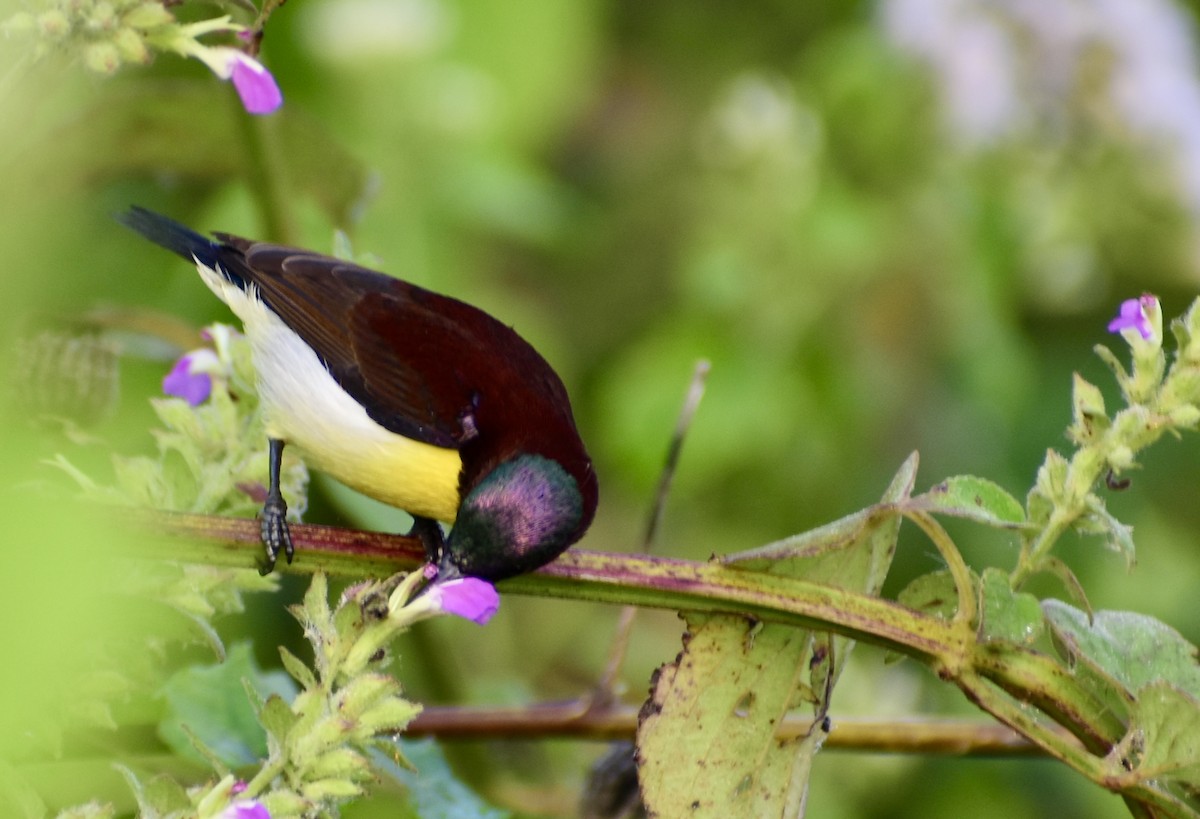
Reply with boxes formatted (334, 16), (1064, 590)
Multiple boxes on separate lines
(217, 237), (478, 448)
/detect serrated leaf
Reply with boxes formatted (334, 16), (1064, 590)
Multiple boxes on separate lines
(637, 612), (816, 818)
(977, 568), (1043, 645)
(1043, 602), (1200, 700)
(158, 643), (296, 767)
(913, 475), (1026, 527)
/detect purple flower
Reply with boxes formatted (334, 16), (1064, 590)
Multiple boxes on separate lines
(198, 47), (282, 115)
(220, 801), (270, 819)
(425, 577), (500, 624)
(1107, 295), (1157, 340)
(228, 53), (282, 115)
(163, 349), (219, 405)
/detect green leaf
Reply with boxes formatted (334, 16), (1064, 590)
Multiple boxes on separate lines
(1094, 343), (1130, 386)
(158, 642), (297, 767)
(977, 568), (1043, 646)
(1040, 556), (1094, 617)
(372, 737), (510, 819)
(112, 766), (189, 818)
(897, 569), (972, 621)
(259, 694), (299, 748)
(141, 774), (192, 815)
(725, 454), (915, 696)
(1043, 602), (1200, 700)
(637, 612), (817, 818)
(912, 475), (1026, 527)
(1078, 498), (1136, 569)
(1068, 373), (1109, 445)
(1126, 682), (1200, 794)
(279, 645), (317, 690)
(177, 723), (233, 779)
(725, 452), (916, 590)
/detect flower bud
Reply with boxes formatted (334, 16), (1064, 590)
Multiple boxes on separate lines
(37, 10), (70, 37)
(113, 27), (149, 62)
(84, 41), (121, 74)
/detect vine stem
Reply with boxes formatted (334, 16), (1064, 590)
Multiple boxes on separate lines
(128, 510), (959, 660)
(120, 509), (1139, 803)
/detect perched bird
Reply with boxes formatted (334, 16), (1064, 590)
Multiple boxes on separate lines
(118, 207), (597, 580)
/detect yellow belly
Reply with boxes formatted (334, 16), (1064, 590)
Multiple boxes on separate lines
(286, 422), (462, 523)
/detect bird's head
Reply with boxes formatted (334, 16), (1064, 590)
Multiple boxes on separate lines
(441, 453), (588, 581)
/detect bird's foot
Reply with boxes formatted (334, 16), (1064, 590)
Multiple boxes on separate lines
(406, 516), (446, 564)
(259, 492), (293, 575)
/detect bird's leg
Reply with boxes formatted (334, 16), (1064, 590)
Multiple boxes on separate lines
(259, 437), (294, 575)
(407, 515), (446, 566)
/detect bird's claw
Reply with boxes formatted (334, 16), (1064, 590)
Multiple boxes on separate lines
(407, 516), (446, 564)
(259, 492), (293, 575)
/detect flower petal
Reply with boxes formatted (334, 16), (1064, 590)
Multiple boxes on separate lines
(229, 52), (282, 114)
(163, 353), (213, 405)
(429, 577), (500, 624)
(1107, 296), (1156, 340)
(220, 800), (270, 819)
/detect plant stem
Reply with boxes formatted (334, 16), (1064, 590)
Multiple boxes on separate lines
(406, 703), (1060, 754)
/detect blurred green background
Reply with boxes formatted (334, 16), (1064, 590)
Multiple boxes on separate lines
(3, 0), (1200, 816)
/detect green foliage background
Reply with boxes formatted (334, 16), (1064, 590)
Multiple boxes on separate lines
(3, 0), (1200, 816)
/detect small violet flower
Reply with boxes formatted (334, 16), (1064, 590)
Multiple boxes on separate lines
(163, 348), (220, 405)
(1108, 295), (1157, 340)
(198, 47), (282, 115)
(425, 577), (501, 625)
(219, 801), (270, 819)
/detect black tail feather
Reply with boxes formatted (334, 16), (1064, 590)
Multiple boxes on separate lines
(116, 206), (224, 271)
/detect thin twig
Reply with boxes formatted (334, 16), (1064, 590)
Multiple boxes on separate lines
(407, 704), (1068, 756)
